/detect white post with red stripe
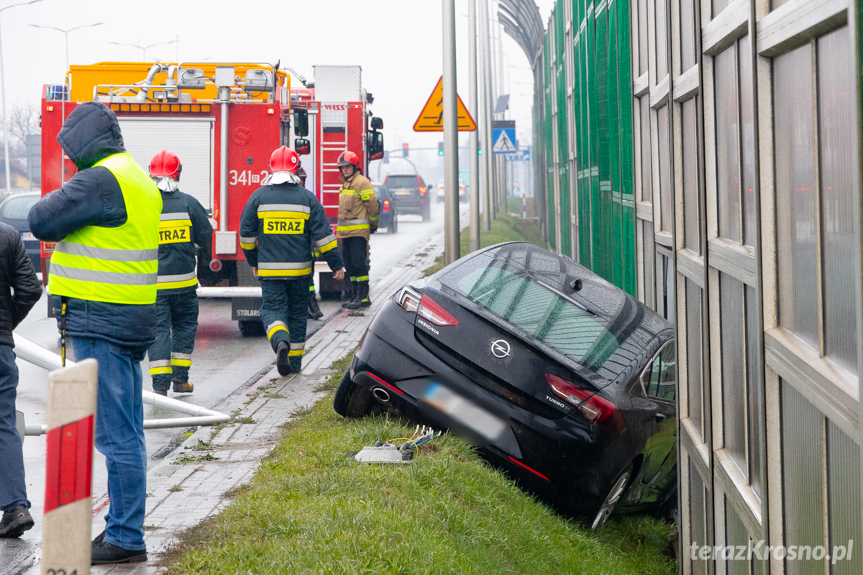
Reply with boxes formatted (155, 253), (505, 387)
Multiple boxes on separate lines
(41, 358), (98, 575)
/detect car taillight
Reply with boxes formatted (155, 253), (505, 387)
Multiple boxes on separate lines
(417, 294), (460, 326)
(459, 184), (465, 189)
(419, 187), (427, 195)
(383, 199), (390, 212)
(544, 374), (626, 432)
(437, 185), (445, 189)
(395, 286), (422, 312)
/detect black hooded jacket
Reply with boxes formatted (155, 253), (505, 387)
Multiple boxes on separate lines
(29, 101), (157, 349)
(0, 223), (42, 347)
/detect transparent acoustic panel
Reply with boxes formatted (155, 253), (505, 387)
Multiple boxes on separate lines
(656, 253), (676, 322)
(655, 0), (668, 78)
(720, 274), (746, 477)
(745, 285), (764, 498)
(713, 0), (733, 19)
(781, 380), (825, 575)
(686, 278), (703, 434)
(715, 45), (740, 243)
(657, 105), (672, 232)
(726, 498), (751, 575)
(827, 420), (863, 575)
(643, 220), (656, 308)
(640, 96), (652, 203)
(690, 461), (707, 575)
(683, 98), (701, 252)
(738, 35), (757, 249)
(774, 44), (818, 351)
(818, 25), (860, 375)
(638, 0), (648, 76)
(679, 0), (696, 71)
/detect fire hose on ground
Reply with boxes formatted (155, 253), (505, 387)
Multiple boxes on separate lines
(13, 332), (230, 436)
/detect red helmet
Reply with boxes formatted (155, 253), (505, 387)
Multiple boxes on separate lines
(149, 150), (182, 180)
(269, 146), (300, 173)
(338, 150), (360, 170)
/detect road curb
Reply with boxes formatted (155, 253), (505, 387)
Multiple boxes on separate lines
(13, 228), (445, 575)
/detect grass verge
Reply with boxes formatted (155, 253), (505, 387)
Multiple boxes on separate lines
(166, 396), (676, 574)
(424, 198), (546, 276)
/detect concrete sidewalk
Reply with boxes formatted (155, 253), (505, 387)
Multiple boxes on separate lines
(12, 230), (444, 575)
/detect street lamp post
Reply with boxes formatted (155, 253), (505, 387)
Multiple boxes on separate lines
(109, 39), (177, 61)
(0, 0), (42, 195)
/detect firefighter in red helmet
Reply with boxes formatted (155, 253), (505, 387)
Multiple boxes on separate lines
(240, 147), (345, 375)
(336, 150), (378, 309)
(147, 150), (212, 396)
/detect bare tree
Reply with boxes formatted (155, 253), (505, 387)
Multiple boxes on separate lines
(7, 101), (38, 157)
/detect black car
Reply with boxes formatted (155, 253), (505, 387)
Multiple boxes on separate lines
(0, 192), (41, 273)
(334, 242), (676, 527)
(373, 183), (399, 234)
(383, 173), (431, 222)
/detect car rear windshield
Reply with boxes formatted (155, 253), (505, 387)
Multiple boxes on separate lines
(2, 195), (38, 221)
(438, 257), (635, 380)
(385, 176), (419, 190)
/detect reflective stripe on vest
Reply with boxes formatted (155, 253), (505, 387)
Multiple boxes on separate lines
(48, 153), (161, 305)
(257, 260), (313, 277)
(337, 219), (369, 232)
(157, 270), (198, 291)
(257, 203), (311, 220)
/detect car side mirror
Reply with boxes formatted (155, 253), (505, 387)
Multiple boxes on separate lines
(293, 108), (309, 137)
(371, 116), (384, 130)
(368, 130), (384, 160)
(295, 138), (311, 156)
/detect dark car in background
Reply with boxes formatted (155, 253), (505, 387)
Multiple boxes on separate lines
(433, 178), (468, 203)
(373, 183), (399, 234)
(0, 192), (41, 273)
(334, 242), (676, 527)
(383, 173), (431, 222)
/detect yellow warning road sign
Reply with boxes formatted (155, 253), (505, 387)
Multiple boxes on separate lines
(413, 76), (477, 132)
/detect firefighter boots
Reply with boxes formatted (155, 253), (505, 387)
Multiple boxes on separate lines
(173, 382), (194, 393)
(341, 281), (358, 308)
(276, 341), (291, 376)
(345, 283), (371, 309)
(308, 292), (323, 320)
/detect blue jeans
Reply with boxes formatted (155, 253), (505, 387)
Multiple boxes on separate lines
(72, 337), (147, 551)
(0, 344), (27, 512)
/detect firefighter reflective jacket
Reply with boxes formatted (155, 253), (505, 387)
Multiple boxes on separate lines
(336, 171), (379, 240)
(47, 153), (162, 305)
(240, 182), (344, 279)
(157, 189), (213, 293)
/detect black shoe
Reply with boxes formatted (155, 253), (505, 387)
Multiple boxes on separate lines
(93, 530), (105, 544)
(91, 540), (147, 565)
(346, 283), (371, 309)
(0, 505), (34, 538)
(276, 341), (291, 376)
(308, 295), (324, 320)
(152, 388), (168, 396)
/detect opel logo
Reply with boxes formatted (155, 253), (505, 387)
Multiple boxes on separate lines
(491, 339), (511, 359)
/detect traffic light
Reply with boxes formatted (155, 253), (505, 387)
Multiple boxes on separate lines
(402, 142), (409, 158)
(438, 142), (444, 156)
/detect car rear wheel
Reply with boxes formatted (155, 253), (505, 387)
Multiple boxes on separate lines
(333, 371), (373, 418)
(591, 465), (632, 529)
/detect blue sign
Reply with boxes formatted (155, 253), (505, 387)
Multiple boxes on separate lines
(492, 127), (517, 154)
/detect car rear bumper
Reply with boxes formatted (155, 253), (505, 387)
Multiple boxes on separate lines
(352, 299), (633, 502)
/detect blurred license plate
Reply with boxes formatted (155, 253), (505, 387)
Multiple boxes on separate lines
(21, 232), (34, 240)
(421, 382), (507, 442)
(393, 189), (412, 196)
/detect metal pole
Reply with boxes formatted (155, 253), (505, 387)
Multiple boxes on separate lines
(220, 102), (228, 231)
(468, 0), (481, 252)
(480, 0), (494, 229)
(442, 0), (460, 265)
(0, 16), (10, 196)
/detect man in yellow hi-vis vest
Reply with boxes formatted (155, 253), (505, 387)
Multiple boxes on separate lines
(29, 102), (161, 565)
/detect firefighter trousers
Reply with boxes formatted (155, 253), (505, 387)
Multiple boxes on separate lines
(148, 292), (199, 391)
(342, 236), (370, 296)
(260, 279), (307, 371)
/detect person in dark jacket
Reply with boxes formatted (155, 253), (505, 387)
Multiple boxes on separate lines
(146, 150), (212, 396)
(0, 224), (41, 538)
(240, 147), (345, 375)
(29, 101), (161, 564)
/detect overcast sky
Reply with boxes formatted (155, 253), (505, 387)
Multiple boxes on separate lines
(5, 0), (553, 180)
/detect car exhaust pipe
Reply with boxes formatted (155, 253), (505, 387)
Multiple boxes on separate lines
(372, 387), (391, 403)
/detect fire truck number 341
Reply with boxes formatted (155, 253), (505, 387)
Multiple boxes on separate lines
(229, 170), (268, 186)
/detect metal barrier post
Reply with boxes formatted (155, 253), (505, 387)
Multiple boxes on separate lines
(41, 358), (98, 575)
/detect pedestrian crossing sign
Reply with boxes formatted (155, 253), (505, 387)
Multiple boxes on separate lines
(492, 127), (517, 153)
(413, 76), (477, 132)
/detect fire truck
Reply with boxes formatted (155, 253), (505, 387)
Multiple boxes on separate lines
(39, 61), (384, 335)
